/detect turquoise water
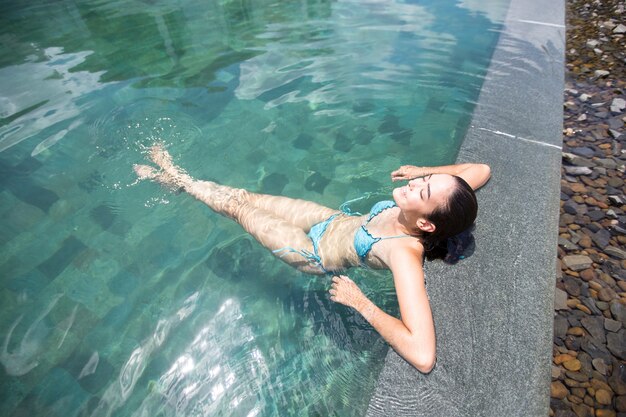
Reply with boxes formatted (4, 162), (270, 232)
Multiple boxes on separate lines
(0, 0), (509, 415)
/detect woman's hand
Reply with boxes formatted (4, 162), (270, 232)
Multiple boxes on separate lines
(391, 165), (424, 182)
(329, 275), (366, 310)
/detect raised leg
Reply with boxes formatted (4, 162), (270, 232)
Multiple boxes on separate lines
(148, 144), (338, 229)
(134, 148), (329, 274)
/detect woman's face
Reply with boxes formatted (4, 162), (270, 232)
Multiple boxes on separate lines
(392, 174), (456, 218)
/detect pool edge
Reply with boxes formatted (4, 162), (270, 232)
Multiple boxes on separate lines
(366, 0), (565, 415)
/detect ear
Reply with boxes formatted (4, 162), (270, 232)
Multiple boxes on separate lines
(416, 218), (436, 233)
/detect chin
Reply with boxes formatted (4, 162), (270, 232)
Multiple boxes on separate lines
(392, 187), (403, 205)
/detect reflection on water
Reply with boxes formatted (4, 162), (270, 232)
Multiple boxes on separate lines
(0, 0), (508, 415)
(132, 298), (267, 417)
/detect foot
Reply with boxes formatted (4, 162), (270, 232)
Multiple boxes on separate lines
(149, 143), (175, 172)
(133, 164), (158, 180)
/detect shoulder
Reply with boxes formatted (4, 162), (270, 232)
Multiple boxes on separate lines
(387, 238), (425, 271)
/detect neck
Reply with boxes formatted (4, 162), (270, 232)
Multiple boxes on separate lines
(394, 208), (422, 237)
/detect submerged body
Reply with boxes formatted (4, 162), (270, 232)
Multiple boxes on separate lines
(134, 145), (491, 373)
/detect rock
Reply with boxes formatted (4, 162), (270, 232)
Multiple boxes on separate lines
(611, 301), (626, 323)
(555, 288), (570, 310)
(564, 277), (582, 296)
(591, 229), (611, 248)
(564, 166), (593, 176)
(563, 255), (594, 271)
(605, 246), (626, 259)
(576, 303), (593, 315)
(616, 395), (626, 412)
(551, 381), (569, 399)
(586, 40), (600, 48)
(608, 362), (626, 395)
(596, 388), (614, 405)
(564, 200), (581, 215)
(592, 358), (608, 375)
(555, 409), (577, 417)
(571, 147), (596, 158)
(552, 365), (562, 379)
(604, 318), (621, 332)
(587, 210), (605, 221)
(608, 195), (624, 206)
(592, 378), (614, 393)
(580, 269), (596, 281)
(563, 153), (595, 167)
(564, 359), (583, 371)
(572, 403), (593, 417)
(614, 23), (626, 33)
(567, 327), (585, 336)
(595, 409), (616, 417)
(577, 114), (588, 121)
(566, 371), (590, 382)
(555, 316), (570, 339)
(607, 330), (625, 359)
(595, 158), (618, 169)
(555, 353), (576, 365)
(609, 129), (623, 139)
(581, 316), (607, 343)
(598, 287), (617, 302)
(595, 70), (610, 78)
(607, 177), (623, 187)
(582, 297), (603, 316)
(559, 237), (579, 250)
(612, 98), (626, 113)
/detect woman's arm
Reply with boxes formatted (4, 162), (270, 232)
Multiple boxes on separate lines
(391, 163), (491, 191)
(330, 248), (436, 373)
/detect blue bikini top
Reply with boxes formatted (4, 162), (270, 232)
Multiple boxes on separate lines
(353, 200), (412, 262)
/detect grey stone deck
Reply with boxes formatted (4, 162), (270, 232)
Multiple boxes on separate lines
(366, 0), (565, 415)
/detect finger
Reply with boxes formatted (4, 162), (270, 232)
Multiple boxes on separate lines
(332, 276), (341, 284)
(340, 275), (352, 282)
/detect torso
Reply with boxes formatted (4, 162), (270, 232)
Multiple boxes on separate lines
(317, 202), (421, 272)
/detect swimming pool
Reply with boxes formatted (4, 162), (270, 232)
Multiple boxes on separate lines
(0, 0), (509, 415)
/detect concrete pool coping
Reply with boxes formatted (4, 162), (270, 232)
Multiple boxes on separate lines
(366, 0), (565, 415)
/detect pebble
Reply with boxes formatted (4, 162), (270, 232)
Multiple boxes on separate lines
(592, 358), (608, 375)
(564, 166), (593, 176)
(565, 359), (583, 371)
(552, 381), (569, 399)
(611, 98), (626, 113)
(604, 318), (621, 332)
(605, 246), (626, 259)
(563, 255), (594, 271)
(595, 409), (616, 417)
(596, 388), (613, 405)
(555, 2), (625, 415)
(616, 395), (626, 412)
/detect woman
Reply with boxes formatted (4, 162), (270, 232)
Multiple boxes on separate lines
(134, 145), (491, 373)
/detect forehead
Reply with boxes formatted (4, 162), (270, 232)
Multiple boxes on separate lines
(429, 174), (456, 199)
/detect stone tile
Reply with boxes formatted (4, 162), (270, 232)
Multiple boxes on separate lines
(260, 172), (288, 195)
(107, 268), (140, 297)
(10, 367), (89, 417)
(37, 236), (87, 280)
(5, 269), (50, 297)
(61, 350), (114, 394)
(7, 179), (59, 213)
(89, 204), (117, 231)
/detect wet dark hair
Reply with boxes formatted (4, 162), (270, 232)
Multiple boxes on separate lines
(420, 175), (478, 262)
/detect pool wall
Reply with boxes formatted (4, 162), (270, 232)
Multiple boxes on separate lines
(366, 0), (565, 415)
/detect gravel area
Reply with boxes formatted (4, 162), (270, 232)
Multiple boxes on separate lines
(551, 1), (626, 416)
